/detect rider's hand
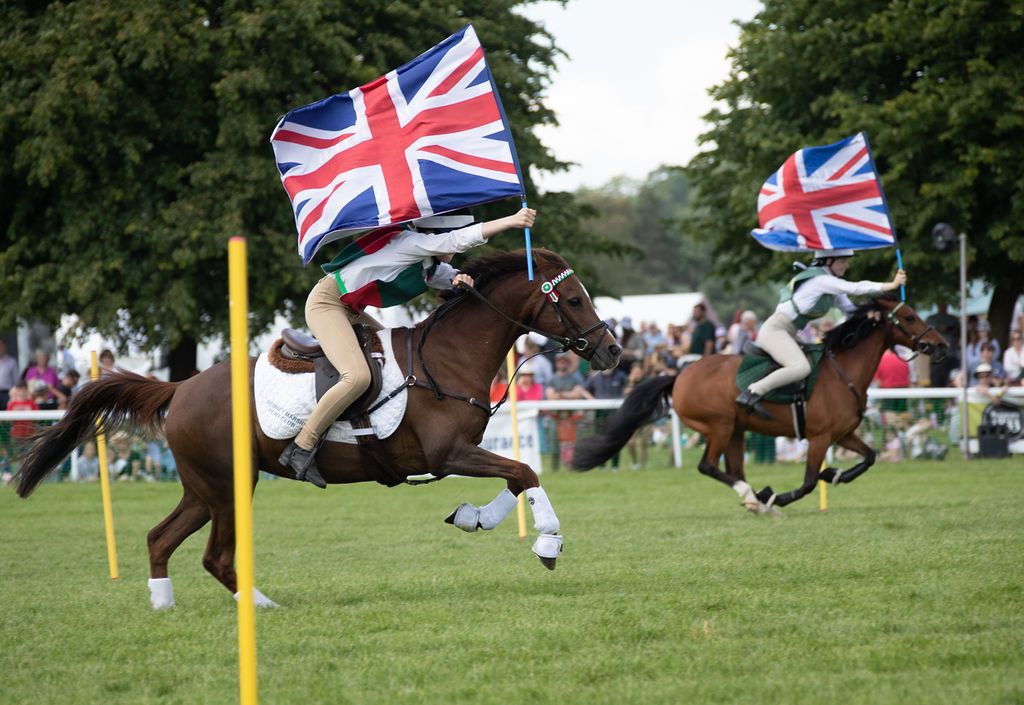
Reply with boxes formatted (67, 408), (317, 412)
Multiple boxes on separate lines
(510, 208), (536, 229)
(452, 273), (474, 290)
(890, 269), (907, 289)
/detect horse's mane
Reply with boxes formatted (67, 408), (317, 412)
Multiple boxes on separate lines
(821, 297), (895, 353)
(438, 248), (566, 302)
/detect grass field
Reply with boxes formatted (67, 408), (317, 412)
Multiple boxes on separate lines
(2, 456), (1022, 705)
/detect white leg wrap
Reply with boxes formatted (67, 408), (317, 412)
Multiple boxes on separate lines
(478, 489), (518, 530)
(525, 486), (560, 535)
(148, 577), (175, 610)
(234, 586), (279, 609)
(449, 503), (482, 532)
(532, 533), (564, 560)
(732, 480), (755, 502)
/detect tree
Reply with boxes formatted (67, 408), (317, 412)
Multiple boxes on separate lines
(575, 167), (776, 320)
(0, 0), (622, 379)
(686, 0), (1024, 346)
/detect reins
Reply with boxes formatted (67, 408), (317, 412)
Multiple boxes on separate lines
(405, 266), (609, 416)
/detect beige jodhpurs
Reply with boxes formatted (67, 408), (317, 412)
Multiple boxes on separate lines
(294, 275), (373, 450)
(746, 312), (811, 396)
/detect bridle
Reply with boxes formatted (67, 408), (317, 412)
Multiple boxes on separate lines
(409, 264), (610, 414)
(884, 301), (941, 361)
(462, 266), (610, 356)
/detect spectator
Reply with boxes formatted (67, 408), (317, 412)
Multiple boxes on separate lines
(32, 380), (58, 411)
(966, 319), (1000, 373)
(623, 365), (655, 468)
(78, 441), (100, 482)
(733, 310), (758, 355)
(489, 368), (508, 404)
(688, 303), (715, 356)
(726, 309), (743, 352)
(56, 369), (80, 410)
(969, 342), (1005, 385)
(1002, 329), (1022, 384)
(584, 366), (628, 400)
(546, 354), (592, 400)
(520, 337), (554, 388)
(22, 350), (60, 405)
(926, 303), (960, 389)
(6, 381), (39, 459)
(0, 339), (18, 410)
(972, 363), (1009, 403)
(514, 364), (545, 401)
(99, 349), (118, 375)
(619, 318), (646, 374)
(714, 326), (729, 353)
(642, 322), (667, 351)
(874, 348), (911, 416)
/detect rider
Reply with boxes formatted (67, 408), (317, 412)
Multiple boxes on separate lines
(735, 248), (907, 419)
(279, 206), (537, 487)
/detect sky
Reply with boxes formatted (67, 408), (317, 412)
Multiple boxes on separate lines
(519, 0), (762, 192)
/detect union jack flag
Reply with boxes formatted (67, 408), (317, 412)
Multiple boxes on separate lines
(751, 132), (896, 253)
(271, 25), (524, 263)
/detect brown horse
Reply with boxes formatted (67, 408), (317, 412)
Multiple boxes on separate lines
(13, 249), (620, 608)
(572, 299), (948, 513)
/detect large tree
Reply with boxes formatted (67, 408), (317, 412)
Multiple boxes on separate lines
(686, 0), (1024, 346)
(0, 0), (616, 379)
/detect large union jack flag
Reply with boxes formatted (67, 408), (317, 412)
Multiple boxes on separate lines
(751, 132), (896, 253)
(271, 25), (524, 263)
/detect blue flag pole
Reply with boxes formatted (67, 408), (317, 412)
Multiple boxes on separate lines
(522, 196), (534, 281)
(861, 132), (904, 301)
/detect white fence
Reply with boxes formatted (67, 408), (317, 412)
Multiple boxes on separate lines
(2, 387), (1021, 482)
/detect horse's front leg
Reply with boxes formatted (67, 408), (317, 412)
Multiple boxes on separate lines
(819, 432), (876, 485)
(442, 442), (563, 570)
(757, 435), (830, 509)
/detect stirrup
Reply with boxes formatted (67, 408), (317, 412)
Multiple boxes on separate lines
(736, 390), (771, 420)
(279, 440), (327, 489)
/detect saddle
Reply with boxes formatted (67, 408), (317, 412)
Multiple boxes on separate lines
(736, 341), (826, 404)
(267, 325), (385, 422)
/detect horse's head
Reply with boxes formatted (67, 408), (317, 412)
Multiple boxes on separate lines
(450, 249), (621, 370)
(875, 298), (950, 361)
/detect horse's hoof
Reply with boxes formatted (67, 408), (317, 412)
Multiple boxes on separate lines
(443, 510), (455, 525)
(742, 500), (761, 514)
(531, 533), (562, 570)
(538, 555), (557, 571)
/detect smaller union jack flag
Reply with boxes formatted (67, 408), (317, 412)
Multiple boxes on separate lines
(751, 132), (896, 253)
(271, 24), (524, 264)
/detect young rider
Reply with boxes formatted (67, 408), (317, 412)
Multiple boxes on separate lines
(280, 207), (537, 488)
(735, 249), (907, 418)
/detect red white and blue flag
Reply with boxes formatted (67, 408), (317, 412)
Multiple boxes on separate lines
(271, 25), (524, 263)
(751, 132), (896, 253)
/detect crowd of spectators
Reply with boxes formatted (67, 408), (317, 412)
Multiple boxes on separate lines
(0, 347), (177, 484)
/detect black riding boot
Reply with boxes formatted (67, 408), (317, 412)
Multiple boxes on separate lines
(279, 440), (327, 489)
(735, 389), (772, 419)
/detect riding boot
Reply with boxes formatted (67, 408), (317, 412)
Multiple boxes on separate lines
(278, 439), (327, 489)
(735, 389), (772, 419)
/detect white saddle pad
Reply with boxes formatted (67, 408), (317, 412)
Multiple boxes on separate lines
(254, 329), (408, 444)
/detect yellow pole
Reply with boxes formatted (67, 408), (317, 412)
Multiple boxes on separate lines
(818, 460), (828, 512)
(506, 351), (527, 539)
(229, 237), (258, 705)
(89, 351), (119, 580)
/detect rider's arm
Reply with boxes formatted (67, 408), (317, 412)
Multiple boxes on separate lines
(405, 224), (485, 257)
(425, 262), (459, 289)
(817, 274), (894, 297)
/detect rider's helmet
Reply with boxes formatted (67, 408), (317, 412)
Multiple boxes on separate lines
(412, 209), (474, 232)
(810, 248), (855, 267)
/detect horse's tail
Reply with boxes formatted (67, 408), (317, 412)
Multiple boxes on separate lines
(13, 372), (178, 498)
(572, 373), (677, 471)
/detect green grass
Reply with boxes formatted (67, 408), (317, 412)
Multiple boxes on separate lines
(2, 458), (1023, 705)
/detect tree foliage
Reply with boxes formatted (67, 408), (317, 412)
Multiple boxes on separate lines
(576, 168), (776, 320)
(686, 0), (1024, 343)
(0, 0), (621, 376)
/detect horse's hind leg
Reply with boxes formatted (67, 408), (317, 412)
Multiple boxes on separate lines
(146, 489), (210, 609)
(759, 435), (830, 509)
(696, 428), (759, 512)
(819, 432), (876, 485)
(203, 495), (279, 608)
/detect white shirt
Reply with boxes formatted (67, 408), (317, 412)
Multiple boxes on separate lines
(336, 223), (485, 294)
(774, 273), (888, 321)
(1004, 345), (1023, 380)
(0, 354), (18, 391)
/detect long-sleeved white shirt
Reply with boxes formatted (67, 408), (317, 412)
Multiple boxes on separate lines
(774, 273), (889, 321)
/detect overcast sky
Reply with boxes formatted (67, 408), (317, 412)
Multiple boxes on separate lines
(519, 0), (761, 192)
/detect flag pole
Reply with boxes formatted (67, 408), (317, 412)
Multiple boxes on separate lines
(861, 132), (905, 301)
(522, 196), (534, 281)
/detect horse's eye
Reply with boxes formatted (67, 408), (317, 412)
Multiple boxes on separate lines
(568, 297), (582, 308)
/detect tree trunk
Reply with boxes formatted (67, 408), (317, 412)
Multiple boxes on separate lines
(167, 336), (198, 382)
(987, 282), (1021, 352)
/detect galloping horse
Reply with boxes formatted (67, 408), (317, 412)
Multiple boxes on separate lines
(14, 249), (620, 608)
(573, 299), (947, 512)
